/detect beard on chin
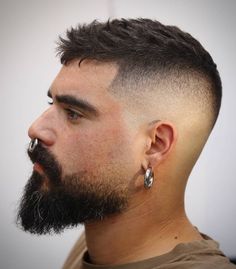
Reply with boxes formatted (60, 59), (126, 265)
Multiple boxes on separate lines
(17, 143), (130, 235)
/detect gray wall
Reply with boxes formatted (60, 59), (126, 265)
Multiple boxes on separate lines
(1, 0), (235, 268)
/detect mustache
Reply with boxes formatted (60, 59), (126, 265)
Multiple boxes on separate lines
(27, 141), (61, 184)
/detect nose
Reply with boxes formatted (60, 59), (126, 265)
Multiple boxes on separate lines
(28, 107), (56, 147)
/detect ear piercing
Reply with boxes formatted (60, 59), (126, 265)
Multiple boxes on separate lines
(144, 167), (154, 189)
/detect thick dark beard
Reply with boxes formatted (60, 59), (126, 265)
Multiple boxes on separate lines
(17, 143), (130, 235)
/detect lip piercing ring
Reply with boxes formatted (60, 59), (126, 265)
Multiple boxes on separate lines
(28, 138), (38, 153)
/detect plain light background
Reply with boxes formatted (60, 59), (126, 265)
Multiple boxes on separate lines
(0, 0), (235, 268)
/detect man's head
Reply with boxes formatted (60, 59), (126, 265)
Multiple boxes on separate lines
(17, 18), (222, 234)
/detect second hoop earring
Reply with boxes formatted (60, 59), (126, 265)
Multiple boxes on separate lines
(144, 167), (154, 189)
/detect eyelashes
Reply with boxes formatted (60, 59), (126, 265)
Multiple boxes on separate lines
(47, 99), (83, 122)
(64, 108), (83, 121)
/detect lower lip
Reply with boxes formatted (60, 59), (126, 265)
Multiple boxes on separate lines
(33, 163), (44, 174)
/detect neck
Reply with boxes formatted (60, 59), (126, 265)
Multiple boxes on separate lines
(84, 191), (202, 266)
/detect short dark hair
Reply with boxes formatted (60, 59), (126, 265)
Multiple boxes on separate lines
(57, 18), (222, 126)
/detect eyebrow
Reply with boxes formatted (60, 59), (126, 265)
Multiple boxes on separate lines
(47, 90), (99, 117)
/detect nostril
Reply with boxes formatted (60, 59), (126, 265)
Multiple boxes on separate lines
(28, 138), (39, 153)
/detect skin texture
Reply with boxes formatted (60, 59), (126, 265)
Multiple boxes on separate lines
(28, 59), (210, 265)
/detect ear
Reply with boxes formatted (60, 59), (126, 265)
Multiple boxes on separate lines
(142, 121), (177, 170)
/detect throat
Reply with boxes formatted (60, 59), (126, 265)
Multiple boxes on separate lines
(84, 211), (202, 266)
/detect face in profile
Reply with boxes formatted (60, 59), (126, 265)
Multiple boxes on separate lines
(17, 60), (143, 234)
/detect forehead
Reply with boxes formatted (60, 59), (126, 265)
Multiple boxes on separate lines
(51, 60), (119, 112)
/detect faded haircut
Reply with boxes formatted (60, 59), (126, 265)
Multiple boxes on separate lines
(57, 18), (222, 126)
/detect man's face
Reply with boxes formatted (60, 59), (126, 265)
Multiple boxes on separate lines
(17, 60), (144, 234)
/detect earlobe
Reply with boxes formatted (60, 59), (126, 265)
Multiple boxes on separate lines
(144, 121), (177, 168)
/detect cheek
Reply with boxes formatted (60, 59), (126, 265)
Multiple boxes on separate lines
(57, 128), (124, 174)
(56, 116), (143, 178)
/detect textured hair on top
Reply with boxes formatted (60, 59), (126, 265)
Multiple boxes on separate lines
(57, 18), (222, 126)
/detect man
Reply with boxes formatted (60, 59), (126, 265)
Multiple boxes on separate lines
(17, 19), (236, 268)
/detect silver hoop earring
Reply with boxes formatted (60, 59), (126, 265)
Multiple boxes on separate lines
(28, 138), (38, 153)
(144, 167), (154, 189)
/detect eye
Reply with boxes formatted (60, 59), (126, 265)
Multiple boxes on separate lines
(65, 108), (83, 122)
(48, 97), (53, 105)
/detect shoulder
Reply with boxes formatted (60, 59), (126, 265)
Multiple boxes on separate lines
(150, 259), (236, 269)
(177, 261), (236, 269)
(151, 233), (236, 269)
